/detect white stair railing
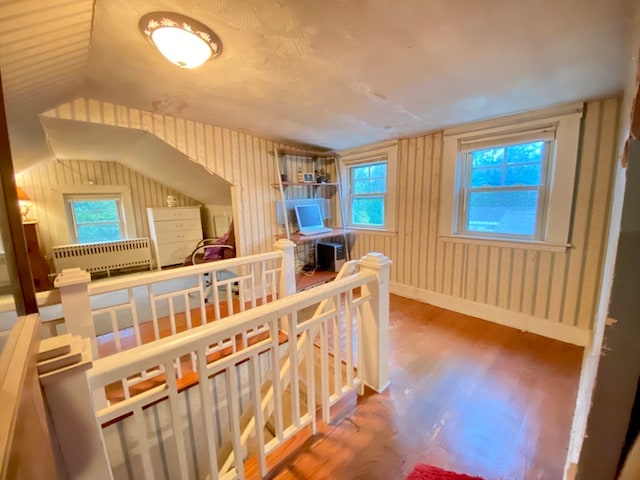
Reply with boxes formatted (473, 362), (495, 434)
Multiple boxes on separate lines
(44, 252), (390, 480)
(218, 260), (361, 474)
(55, 240), (296, 367)
(54, 240), (295, 409)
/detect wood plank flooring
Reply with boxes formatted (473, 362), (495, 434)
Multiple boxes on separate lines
(256, 294), (583, 480)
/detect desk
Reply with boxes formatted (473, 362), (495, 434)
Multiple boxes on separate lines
(275, 228), (354, 243)
(276, 228), (353, 292)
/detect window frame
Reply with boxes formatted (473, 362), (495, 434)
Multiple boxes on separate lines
(439, 103), (583, 252)
(339, 141), (398, 232)
(457, 134), (554, 241)
(348, 160), (387, 228)
(50, 185), (137, 246)
(65, 194), (126, 244)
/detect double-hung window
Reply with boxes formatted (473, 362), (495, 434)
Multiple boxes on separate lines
(349, 161), (387, 227)
(65, 195), (125, 244)
(458, 131), (553, 240)
(340, 141), (398, 231)
(440, 104), (583, 251)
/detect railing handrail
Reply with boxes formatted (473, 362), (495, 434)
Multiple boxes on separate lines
(0, 314), (57, 478)
(87, 270), (376, 388)
(87, 251), (282, 295)
(0, 251), (282, 315)
(0, 289), (60, 314)
(42, 251), (390, 480)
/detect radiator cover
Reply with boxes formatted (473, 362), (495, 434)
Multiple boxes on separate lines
(53, 238), (152, 275)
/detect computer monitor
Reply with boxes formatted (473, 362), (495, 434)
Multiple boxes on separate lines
(275, 198), (328, 225)
(294, 203), (325, 233)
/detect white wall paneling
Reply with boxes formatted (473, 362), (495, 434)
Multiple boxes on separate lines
(16, 158), (200, 259)
(353, 98), (620, 340)
(37, 97), (619, 342)
(41, 99), (286, 258)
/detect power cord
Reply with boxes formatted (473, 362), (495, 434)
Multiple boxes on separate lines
(301, 264), (317, 276)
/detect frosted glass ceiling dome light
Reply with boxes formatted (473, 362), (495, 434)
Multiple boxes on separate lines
(139, 12), (222, 69)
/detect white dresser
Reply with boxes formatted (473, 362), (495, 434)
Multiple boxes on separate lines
(147, 207), (203, 268)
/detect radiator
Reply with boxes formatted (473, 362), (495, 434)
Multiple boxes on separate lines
(53, 238), (153, 275)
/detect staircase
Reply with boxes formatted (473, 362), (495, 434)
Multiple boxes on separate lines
(44, 251), (391, 480)
(220, 262), (360, 476)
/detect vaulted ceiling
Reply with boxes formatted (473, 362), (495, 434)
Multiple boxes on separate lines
(0, 0), (637, 178)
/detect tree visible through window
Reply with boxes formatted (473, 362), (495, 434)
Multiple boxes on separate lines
(340, 141), (398, 231)
(67, 197), (124, 243)
(460, 140), (550, 239)
(349, 162), (386, 227)
(441, 106), (582, 249)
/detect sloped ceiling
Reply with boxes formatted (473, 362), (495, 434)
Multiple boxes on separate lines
(0, 0), (94, 172)
(39, 117), (232, 205)
(0, 0), (637, 181)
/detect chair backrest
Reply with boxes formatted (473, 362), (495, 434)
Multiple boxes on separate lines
(185, 221), (235, 265)
(222, 222), (236, 260)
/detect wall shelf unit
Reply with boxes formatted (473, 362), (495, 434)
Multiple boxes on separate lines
(272, 147), (353, 291)
(271, 181), (339, 190)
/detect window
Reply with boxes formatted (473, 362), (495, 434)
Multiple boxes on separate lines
(350, 162), (387, 226)
(340, 141), (398, 231)
(65, 195), (125, 243)
(51, 185), (136, 246)
(458, 135), (552, 239)
(440, 103), (583, 251)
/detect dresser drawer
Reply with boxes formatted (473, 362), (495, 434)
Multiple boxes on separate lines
(155, 229), (202, 245)
(157, 241), (194, 267)
(152, 207), (200, 222)
(148, 207), (204, 268)
(153, 218), (202, 234)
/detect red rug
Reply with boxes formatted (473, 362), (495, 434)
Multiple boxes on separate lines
(406, 463), (485, 480)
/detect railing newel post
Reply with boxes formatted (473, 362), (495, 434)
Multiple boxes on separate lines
(54, 268), (96, 355)
(274, 238), (296, 333)
(274, 238), (296, 298)
(358, 252), (392, 393)
(54, 268), (108, 409)
(40, 337), (113, 480)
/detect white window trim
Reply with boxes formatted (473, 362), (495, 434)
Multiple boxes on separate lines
(65, 194), (127, 244)
(338, 140), (399, 232)
(457, 129), (554, 241)
(439, 102), (583, 251)
(50, 185), (137, 246)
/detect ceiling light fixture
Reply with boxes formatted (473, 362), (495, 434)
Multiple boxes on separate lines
(139, 12), (222, 69)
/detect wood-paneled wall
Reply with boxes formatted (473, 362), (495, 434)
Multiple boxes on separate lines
(38, 97), (619, 343)
(352, 98), (620, 341)
(41, 99), (286, 257)
(16, 158), (200, 257)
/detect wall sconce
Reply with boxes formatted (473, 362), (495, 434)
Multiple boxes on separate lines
(16, 186), (33, 222)
(139, 12), (222, 69)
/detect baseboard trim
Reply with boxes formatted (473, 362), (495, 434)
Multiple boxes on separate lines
(364, 380), (391, 394)
(390, 282), (590, 347)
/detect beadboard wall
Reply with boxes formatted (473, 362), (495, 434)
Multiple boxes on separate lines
(41, 98), (287, 258)
(16, 158), (200, 257)
(351, 98), (620, 344)
(38, 97), (618, 344)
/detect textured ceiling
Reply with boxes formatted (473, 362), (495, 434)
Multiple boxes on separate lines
(0, 0), (637, 176)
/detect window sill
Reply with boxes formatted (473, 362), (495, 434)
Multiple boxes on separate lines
(439, 235), (570, 253)
(347, 227), (397, 237)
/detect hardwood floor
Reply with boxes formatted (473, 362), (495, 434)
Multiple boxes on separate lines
(258, 294), (583, 480)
